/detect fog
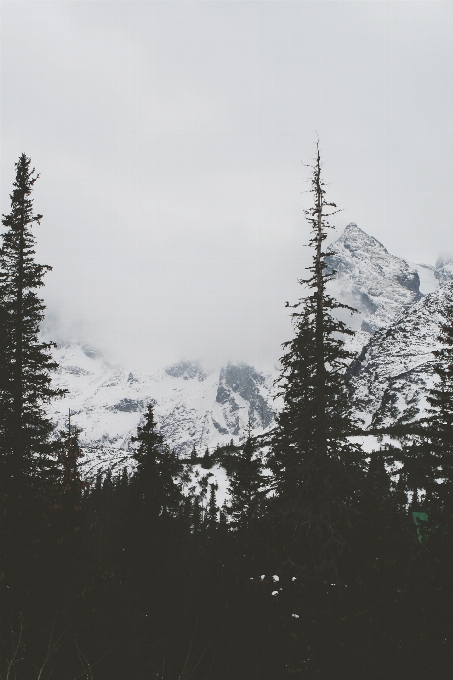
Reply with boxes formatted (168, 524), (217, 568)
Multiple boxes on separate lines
(2, 1), (453, 371)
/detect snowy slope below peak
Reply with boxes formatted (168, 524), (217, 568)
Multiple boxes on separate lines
(49, 345), (278, 478)
(348, 281), (453, 430)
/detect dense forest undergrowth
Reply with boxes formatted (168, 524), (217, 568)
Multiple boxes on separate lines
(1, 151), (453, 679)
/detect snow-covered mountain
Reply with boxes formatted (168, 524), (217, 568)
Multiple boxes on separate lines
(47, 221), (453, 476)
(326, 223), (424, 353)
(325, 223), (453, 430)
(49, 345), (277, 477)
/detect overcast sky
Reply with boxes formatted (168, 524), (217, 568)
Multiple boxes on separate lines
(2, 1), (453, 371)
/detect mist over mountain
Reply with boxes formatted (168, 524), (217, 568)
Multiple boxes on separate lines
(48, 222), (453, 477)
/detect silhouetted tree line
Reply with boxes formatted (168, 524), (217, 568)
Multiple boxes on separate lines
(1, 151), (453, 679)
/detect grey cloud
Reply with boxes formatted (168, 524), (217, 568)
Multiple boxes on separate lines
(1, 1), (453, 370)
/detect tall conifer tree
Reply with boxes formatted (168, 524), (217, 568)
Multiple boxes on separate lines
(269, 142), (364, 572)
(0, 156), (67, 664)
(227, 424), (265, 531)
(0, 154), (64, 493)
(55, 411), (87, 543)
(131, 402), (183, 521)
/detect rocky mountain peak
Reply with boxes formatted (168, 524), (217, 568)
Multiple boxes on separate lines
(327, 222), (421, 335)
(334, 222), (390, 258)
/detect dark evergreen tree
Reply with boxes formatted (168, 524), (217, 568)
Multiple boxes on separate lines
(131, 402), (183, 521)
(227, 424), (265, 531)
(0, 155), (68, 639)
(54, 410), (87, 545)
(206, 481), (219, 534)
(394, 438), (437, 510)
(268, 142), (365, 574)
(0, 157), (86, 680)
(0, 153), (65, 494)
(190, 442), (198, 462)
(200, 446), (213, 469)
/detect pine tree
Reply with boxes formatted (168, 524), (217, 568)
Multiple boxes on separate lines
(55, 410), (87, 543)
(206, 482), (219, 534)
(268, 142), (364, 573)
(410, 302), (453, 676)
(0, 155), (67, 617)
(227, 424), (265, 531)
(190, 443), (198, 462)
(201, 446), (213, 469)
(131, 402), (182, 521)
(0, 154), (65, 493)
